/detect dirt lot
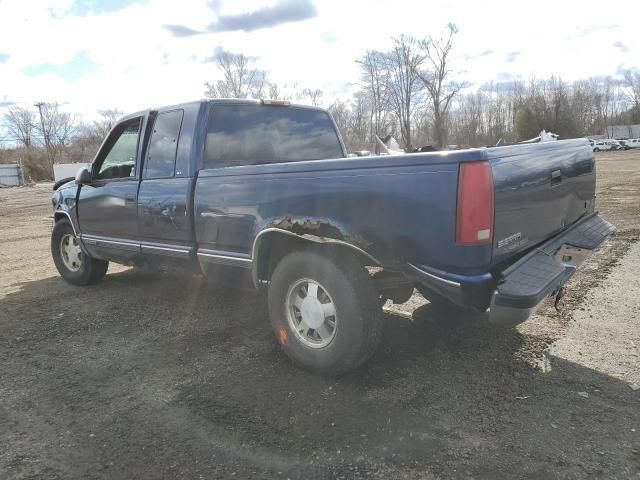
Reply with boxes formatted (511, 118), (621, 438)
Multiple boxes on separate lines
(1, 150), (639, 479)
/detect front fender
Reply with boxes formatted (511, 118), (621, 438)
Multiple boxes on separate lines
(51, 184), (81, 237)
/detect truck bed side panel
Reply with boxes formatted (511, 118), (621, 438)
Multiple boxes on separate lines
(194, 151), (493, 274)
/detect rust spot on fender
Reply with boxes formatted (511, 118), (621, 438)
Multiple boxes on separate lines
(267, 215), (372, 248)
(278, 326), (288, 345)
(269, 215), (331, 233)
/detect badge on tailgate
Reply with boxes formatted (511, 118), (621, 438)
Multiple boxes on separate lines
(497, 231), (528, 252)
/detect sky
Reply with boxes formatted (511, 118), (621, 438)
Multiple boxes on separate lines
(0, 0), (638, 123)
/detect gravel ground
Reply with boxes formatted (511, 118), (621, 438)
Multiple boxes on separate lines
(1, 150), (639, 479)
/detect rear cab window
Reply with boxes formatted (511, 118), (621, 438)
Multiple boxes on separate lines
(204, 104), (344, 168)
(144, 109), (184, 178)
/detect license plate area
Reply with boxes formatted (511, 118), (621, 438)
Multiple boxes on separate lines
(554, 245), (590, 269)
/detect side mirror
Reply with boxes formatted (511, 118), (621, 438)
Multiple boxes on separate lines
(75, 166), (92, 185)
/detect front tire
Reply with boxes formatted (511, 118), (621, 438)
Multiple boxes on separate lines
(51, 219), (108, 286)
(267, 250), (382, 376)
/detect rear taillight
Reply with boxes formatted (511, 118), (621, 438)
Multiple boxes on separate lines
(456, 161), (494, 245)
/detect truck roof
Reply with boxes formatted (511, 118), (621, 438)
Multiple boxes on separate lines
(118, 98), (327, 124)
(205, 98), (327, 112)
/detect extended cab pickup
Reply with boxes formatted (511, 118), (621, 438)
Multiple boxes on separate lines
(51, 99), (615, 374)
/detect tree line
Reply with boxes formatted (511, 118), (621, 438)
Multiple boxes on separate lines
(0, 106), (122, 179)
(2, 25), (640, 179)
(200, 25), (640, 151)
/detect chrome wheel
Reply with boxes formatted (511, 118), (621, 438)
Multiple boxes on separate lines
(286, 278), (337, 348)
(60, 233), (82, 272)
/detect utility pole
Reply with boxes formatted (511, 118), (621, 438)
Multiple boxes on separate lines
(34, 101), (54, 179)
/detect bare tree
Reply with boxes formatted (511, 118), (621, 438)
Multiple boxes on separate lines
(204, 50), (267, 99)
(416, 24), (464, 148)
(589, 77), (613, 135)
(349, 92), (371, 148)
(3, 107), (36, 147)
(91, 109), (123, 140)
(357, 50), (391, 141)
(384, 35), (424, 150)
(624, 70), (640, 108)
(624, 69), (640, 123)
(299, 88), (323, 106)
(329, 94), (370, 151)
(72, 109), (124, 162)
(268, 82), (282, 100)
(547, 76), (576, 136)
(266, 81), (300, 101)
(328, 100), (351, 143)
(34, 102), (78, 174)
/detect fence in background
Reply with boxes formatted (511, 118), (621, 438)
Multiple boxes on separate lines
(0, 163), (24, 187)
(605, 125), (640, 139)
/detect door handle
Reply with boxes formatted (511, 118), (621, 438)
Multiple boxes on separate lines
(124, 194), (136, 202)
(550, 169), (562, 186)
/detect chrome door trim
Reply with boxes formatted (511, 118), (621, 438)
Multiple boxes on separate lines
(80, 234), (140, 252)
(141, 243), (192, 258)
(81, 234), (195, 258)
(198, 248), (251, 260)
(197, 249), (252, 268)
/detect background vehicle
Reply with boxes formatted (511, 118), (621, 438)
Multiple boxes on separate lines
(608, 140), (624, 150)
(625, 138), (640, 149)
(593, 140), (614, 152)
(617, 140), (632, 150)
(50, 99), (615, 375)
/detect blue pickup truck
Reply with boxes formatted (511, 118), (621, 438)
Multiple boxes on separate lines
(51, 99), (615, 374)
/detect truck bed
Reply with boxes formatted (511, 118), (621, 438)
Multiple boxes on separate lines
(194, 139), (596, 276)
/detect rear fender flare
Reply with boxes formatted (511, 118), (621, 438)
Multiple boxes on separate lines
(251, 227), (380, 288)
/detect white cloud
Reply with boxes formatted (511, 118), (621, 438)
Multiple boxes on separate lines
(0, 0), (638, 123)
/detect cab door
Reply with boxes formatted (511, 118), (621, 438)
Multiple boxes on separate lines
(77, 115), (145, 263)
(137, 108), (194, 270)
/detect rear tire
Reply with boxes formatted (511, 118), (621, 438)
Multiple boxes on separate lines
(267, 250), (382, 376)
(52, 219), (108, 286)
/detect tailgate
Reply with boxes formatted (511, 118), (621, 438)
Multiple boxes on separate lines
(487, 139), (596, 265)
(489, 213), (615, 325)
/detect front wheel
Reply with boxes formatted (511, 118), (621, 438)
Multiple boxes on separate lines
(267, 250), (382, 375)
(51, 219), (108, 285)
(593, 148), (600, 152)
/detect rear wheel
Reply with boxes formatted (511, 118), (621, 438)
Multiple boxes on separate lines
(52, 219), (108, 285)
(267, 250), (382, 375)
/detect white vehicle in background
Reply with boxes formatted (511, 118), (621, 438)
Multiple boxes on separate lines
(592, 140), (615, 152)
(625, 138), (640, 149)
(609, 140), (624, 150)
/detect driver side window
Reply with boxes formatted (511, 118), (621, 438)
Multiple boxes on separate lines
(97, 118), (141, 180)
